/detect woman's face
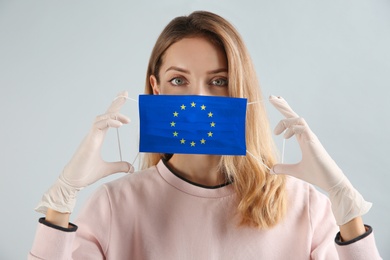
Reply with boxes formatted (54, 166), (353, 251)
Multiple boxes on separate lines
(150, 37), (229, 96)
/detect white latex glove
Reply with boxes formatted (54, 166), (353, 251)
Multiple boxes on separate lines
(35, 91), (133, 214)
(269, 95), (371, 225)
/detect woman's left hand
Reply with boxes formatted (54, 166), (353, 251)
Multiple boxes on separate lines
(269, 95), (371, 225)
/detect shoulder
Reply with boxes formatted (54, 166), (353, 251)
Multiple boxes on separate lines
(284, 176), (334, 220)
(284, 176), (337, 231)
(78, 166), (162, 211)
(107, 165), (160, 186)
(102, 165), (163, 198)
(285, 175), (329, 206)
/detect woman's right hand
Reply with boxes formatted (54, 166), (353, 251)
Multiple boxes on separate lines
(35, 91), (133, 215)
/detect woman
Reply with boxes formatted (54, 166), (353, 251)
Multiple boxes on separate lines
(29, 11), (381, 259)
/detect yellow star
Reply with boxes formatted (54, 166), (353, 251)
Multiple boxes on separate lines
(210, 122), (216, 127)
(180, 138), (186, 144)
(181, 104), (186, 110)
(208, 112), (213, 117)
(170, 121), (176, 127)
(200, 139), (206, 144)
(208, 131), (213, 137)
(201, 105), (206, 110)
(190, 141), (196, 147)
(173, 131), (178, 137)
(173, 111), (179, 117)
(191, 102), (196, 107)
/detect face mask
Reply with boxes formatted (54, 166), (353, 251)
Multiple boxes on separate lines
(138, 94), (247, 156)
(116, 94), (272, 171)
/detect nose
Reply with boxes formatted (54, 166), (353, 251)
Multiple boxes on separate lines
(190, 83), (209, 96)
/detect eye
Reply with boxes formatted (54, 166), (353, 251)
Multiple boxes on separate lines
(169, 77), (187, 86)
(211, 78), (228, 87)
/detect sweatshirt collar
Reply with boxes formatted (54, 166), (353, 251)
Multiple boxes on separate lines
(156, 160), (235, 198)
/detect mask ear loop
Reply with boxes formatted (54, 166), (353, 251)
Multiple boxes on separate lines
(281, 137), (286, 163)
(115, 97), (286, 172)
(247, 100), (286, 170)
(114, 95), (139, 168)
(116, 128), (123, 161)
(246, 150), (271, 171)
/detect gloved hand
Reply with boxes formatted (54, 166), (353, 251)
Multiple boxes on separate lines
(269, 95), (371, 225)
(35, 91), (133, 214)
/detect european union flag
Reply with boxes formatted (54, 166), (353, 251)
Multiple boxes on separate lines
(139, 95), (247, 155)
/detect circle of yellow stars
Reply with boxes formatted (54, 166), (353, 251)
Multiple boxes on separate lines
(169, 101), (215, 148)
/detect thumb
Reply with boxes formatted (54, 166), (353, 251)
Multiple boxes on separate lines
(271, 163), (300, 177)
(103, 161), (134, 177)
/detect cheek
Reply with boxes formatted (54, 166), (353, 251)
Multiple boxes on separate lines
(159, 85), (188, 95)
(160, 86), (229, 96)
(210, 87), (229, 97)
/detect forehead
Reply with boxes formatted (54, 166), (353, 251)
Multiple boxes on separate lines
(161, 37), (227, 71)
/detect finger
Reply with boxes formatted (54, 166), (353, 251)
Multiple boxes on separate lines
(96, 113), (131, 124)
(106, 91), (128, 113)
(269, 95), (299, 118)
(284, 125), (308, 139)
(271, 163), (300, 176)
(103, 161), (134, 177)
(274, 117), (306, 135)
(95, 118), (123, 130)
(115, 114), (131, 124)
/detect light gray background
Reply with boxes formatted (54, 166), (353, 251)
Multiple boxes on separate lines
(1, 0), (389, 258)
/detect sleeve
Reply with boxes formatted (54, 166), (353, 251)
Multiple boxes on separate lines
(335, 225), (382, 259)
(308, 185), (340, 259)
(308, 185), (382, 259)
(28, 219), (77, 260)
(28, 186), (112, 260)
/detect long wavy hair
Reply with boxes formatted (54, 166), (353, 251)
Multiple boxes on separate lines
(142, 11), (286, 228)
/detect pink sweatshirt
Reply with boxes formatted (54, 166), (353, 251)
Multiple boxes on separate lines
(29, 160), (382, 259)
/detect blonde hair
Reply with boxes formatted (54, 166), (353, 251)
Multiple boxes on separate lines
(142, 11), (286, 228)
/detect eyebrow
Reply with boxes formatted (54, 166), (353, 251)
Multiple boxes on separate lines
(208, 68), (228, 74)
(165, 66), (190, 74)
(165, 66), (228, 74)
